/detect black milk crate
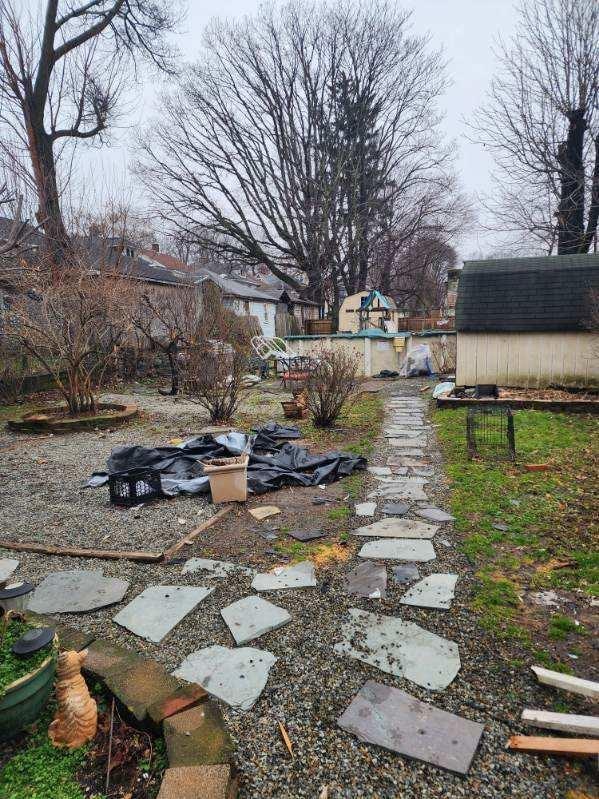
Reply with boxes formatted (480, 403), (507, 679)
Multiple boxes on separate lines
(466, 405), (516, 462)
(108, 469), (164, 506)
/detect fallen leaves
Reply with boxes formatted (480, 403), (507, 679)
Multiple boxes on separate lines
(278, 721), (293, 757)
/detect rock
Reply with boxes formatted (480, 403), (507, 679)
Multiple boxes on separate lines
(358, 539), (436, 561)
(492, 522), (509, 532)
(220, 595), (291, 645)
(415, 507), (455, 523)
(147, 683), (208, 728)
(248, 506), (281, 521)
(353, 518), (438, 539)
(338, 681), (483, 775)
(343, 561), (387, 599)
(164, 703), (234, 766)
(529, 590), (561, 607)
(251, 560), (316, 591)
(28, 570), (130, 614)
(400, 574), (459, 610)
(354, 502), (377, 518)
(174, 645), (277, 711)
(288, 529), (326, 542)
(105, 658), (181, 724)
(0, 558), (19, 583)
(182, 558), (255, 578)
(158, 765), (236, 799)
(381, 502), (410, 516)
(114, 585), (214, 643)
(334, 608), (461, 690)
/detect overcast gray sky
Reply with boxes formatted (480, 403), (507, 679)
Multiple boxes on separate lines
(78, 0), (519, 260)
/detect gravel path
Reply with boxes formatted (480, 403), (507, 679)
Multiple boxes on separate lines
(1, 381), (595, 797)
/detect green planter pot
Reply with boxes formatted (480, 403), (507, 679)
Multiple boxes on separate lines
(0, 652), (56, 742)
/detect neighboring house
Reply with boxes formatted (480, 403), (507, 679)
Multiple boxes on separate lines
(444, 266), (461, 317)
(195, 266), (279, 337)
(455, 254), (599, 389)
(339, 290), (398, 333)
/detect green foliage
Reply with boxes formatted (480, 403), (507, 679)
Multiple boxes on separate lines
(0, 620), (55, 697)
(327, 506), (351, 521)
(548, 614), (585, 640)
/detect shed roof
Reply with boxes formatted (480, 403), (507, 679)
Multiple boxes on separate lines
(456, 254), (599, 333)
(196, 267), (279, 302)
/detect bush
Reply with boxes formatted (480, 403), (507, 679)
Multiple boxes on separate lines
(182, 341), (250, 423)
(306, 349), (359, 427)
(0, 340), (27, 404)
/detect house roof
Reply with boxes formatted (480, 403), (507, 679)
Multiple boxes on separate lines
(196, 267), (278, 302)
(456, 254), (599, 333)
(141, 249), (190, 272)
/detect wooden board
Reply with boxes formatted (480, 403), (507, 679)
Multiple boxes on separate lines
(531, 666), (599, 700)
(508, 736), (599, 757)
(0, 540), (162, 563)
(162, 506), (233, 561)
(521, 710), (599, 737)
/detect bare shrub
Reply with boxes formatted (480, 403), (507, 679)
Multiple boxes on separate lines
(0, 339), (27, 404)
(306, 349), (359, 427)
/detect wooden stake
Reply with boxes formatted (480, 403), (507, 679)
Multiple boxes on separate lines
(162, 506), (233, 562)
(0, 540), (162, 563)
(508, 735), (599, 757)
(531, 666), (599, 700)
(521, 709), (599, 737)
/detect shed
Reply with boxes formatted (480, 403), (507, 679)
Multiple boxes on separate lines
(455, 255), (599, 389)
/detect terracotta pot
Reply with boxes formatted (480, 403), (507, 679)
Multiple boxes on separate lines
(203, 455), (249, 503)
(281, 401), (302, 419)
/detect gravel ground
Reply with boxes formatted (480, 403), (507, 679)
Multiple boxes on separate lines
(1, 381), (596, 798)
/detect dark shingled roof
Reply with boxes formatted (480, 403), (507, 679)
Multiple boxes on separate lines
(456, 254), (599, 333)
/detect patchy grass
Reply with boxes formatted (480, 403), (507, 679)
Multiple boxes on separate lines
(435, 406), (598, 670)
(548, 614), (585, 640)
(298, 392), (384, 456)
(274, 538), (352, 567)
(327, 506), (352, 521)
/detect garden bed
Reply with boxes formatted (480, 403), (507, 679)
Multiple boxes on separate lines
(6, 402), (139, 433)
(437, 396), (599, 414)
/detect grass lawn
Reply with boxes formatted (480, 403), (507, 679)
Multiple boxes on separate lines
(435, 407), (598, 674)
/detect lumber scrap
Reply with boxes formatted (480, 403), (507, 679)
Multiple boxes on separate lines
(531, 666), (599, 700)
(0, 540), (161, 563)
(521, 710), (599, 737)
(508, 735), (599, 757)
(162, 506), (233, 561)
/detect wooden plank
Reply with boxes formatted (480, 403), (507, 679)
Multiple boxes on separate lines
(162, 506), (233, 562)
(0, 540), (162, 563)
(531, 666), (599, 700)
(521, 710), (599, 737)
(508, 736), (599, 757)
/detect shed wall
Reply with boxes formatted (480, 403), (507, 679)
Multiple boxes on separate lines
(456, 332), (599, 388)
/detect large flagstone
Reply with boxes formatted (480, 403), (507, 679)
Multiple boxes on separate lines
(29, 570), (129, 614)
(220, 595), (291, 645)
(353, 518), (438, 539)
(251, 560), (316, 591)
(358, 538), (435, 561)
(400, 574), (459, 610)
(114, 585), (213, 643)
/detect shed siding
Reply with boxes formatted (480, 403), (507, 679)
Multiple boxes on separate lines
(456, 332), (599, 388)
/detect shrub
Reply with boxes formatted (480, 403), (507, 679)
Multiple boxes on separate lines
(306, 348), (359, 427)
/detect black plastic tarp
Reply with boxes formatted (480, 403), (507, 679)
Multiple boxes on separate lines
(86, 422), (366, 497)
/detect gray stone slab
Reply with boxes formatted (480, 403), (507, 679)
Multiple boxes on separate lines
(367, 466), (392, 476)
(334, 609), (460, 690)
(375, 475), (429, 485)
(288, 529), (325, 541)
(369, 480), (428, 502)
(388, 456), (430, 468)
(114, 585), (213, 643)
(0, 558), (19, 583)
(415, 507), (455, 523)
(412, 467), (434, 477)
(388, 437), (428, 448)
(401, 574), (458, 609)
(392, 564), (420, 584)
(29, 570), (130, 614)
(220, 595), (291, 645)
(381, 502), (410, 516)
(355, 502), (377, 518)
(174, 645), (276, 711)
(343, 561), (387, 599)
(358, 539), (436, 561)
(388, 448), (425, 458)
(251, 560), (316, 591)
(384, 428), (425, 438)
(337, 680), (483, 774)
(353, 518), (438, 539)
(182, 558), (256, 578)
(387, 466), (408, 475)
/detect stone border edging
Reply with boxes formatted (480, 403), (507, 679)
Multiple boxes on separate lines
(436, 397), (599, 414)
(6, 402), (138, 433)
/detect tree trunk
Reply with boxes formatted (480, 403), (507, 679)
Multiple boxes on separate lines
(557, 108), (587, 255)
(580, 135), (599, 254)
(166, 347), (179, 395)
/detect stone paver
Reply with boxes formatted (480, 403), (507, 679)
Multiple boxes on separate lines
(251, 560), (316, 591)
(367, 466), (392, 476)
(388, 437), (428, 448)
(29, 570), (129, 613)
(358, 538), (435, 561)
(400, 573), (459, 610)
(0, 558), (19, 583)
(158, 765), (236, 799)
(114, 585), (214, 643)
(220, 595), (291, 645)
(343, 561), (387, 599)
(148, 683), (208, 728)
(355, 501), (377, 517)
(164, 703), (234, 766)
(104, 657), (181, 724)
(353, 517), (438, 539)
(415, 507), (455, 522)
(392, 564), (420, 584)
(82, 639), (140, 681)
(381, 502), (410, 516)
(182, 558), (256, 578)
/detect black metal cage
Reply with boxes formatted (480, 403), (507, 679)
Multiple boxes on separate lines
(466, 406), (516, 462)
(108, 469), (164, 506)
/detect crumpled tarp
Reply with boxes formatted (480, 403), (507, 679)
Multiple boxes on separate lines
(86, 421), (366, 498)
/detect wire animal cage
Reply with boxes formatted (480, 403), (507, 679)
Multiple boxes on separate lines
(466, 406), (516, 462)
(108, 469), (164, 506)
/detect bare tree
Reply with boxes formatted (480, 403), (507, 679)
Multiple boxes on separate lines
(136, 0), (452, 304)
(473, 0), (599, 254)
(0, 0), (180, 264)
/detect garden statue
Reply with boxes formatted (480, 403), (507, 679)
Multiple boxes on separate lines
(49, 649), (97, 749)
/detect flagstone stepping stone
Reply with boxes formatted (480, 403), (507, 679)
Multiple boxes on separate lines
(387, 466), (408, 475)
(220, 595), (291, 645)
(343, 561), (387, 599)
(401, 574), (459, 610)
(29, 570), (130, 614)
(174, 645), (277, 710)
(288, 529), (325, 542)
(415, 507), (455, 523)
(338, 681), (483, 775)
(388, 437), (428, 449)
(384, 429), (425, 438)
(334, 609), (460, 689)
(375, 475), (428, 485)
(381, 502), (410, 516)
(392, 564), (420, 584)
(164, 702), (234, 765)
(367, 466), (392, 476)
(251, 560), (316, 591)
(158, 765), (234, 799)
(249, 505), (281, 521)
(389, 457), (430, 468)
(358, 539), (435, 561)
(369, 480), (428, 502)
(0, 558), (19, 583)
(182, 558), (256, 578)
(353, 518), (438, 539)
(355, 501), (377, 517)
(412, 467), (434, 477)
(389, 448), (425, 457)
(114, 585), (214, 643)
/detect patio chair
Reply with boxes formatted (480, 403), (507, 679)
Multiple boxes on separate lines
(251, 335), (298, 377)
